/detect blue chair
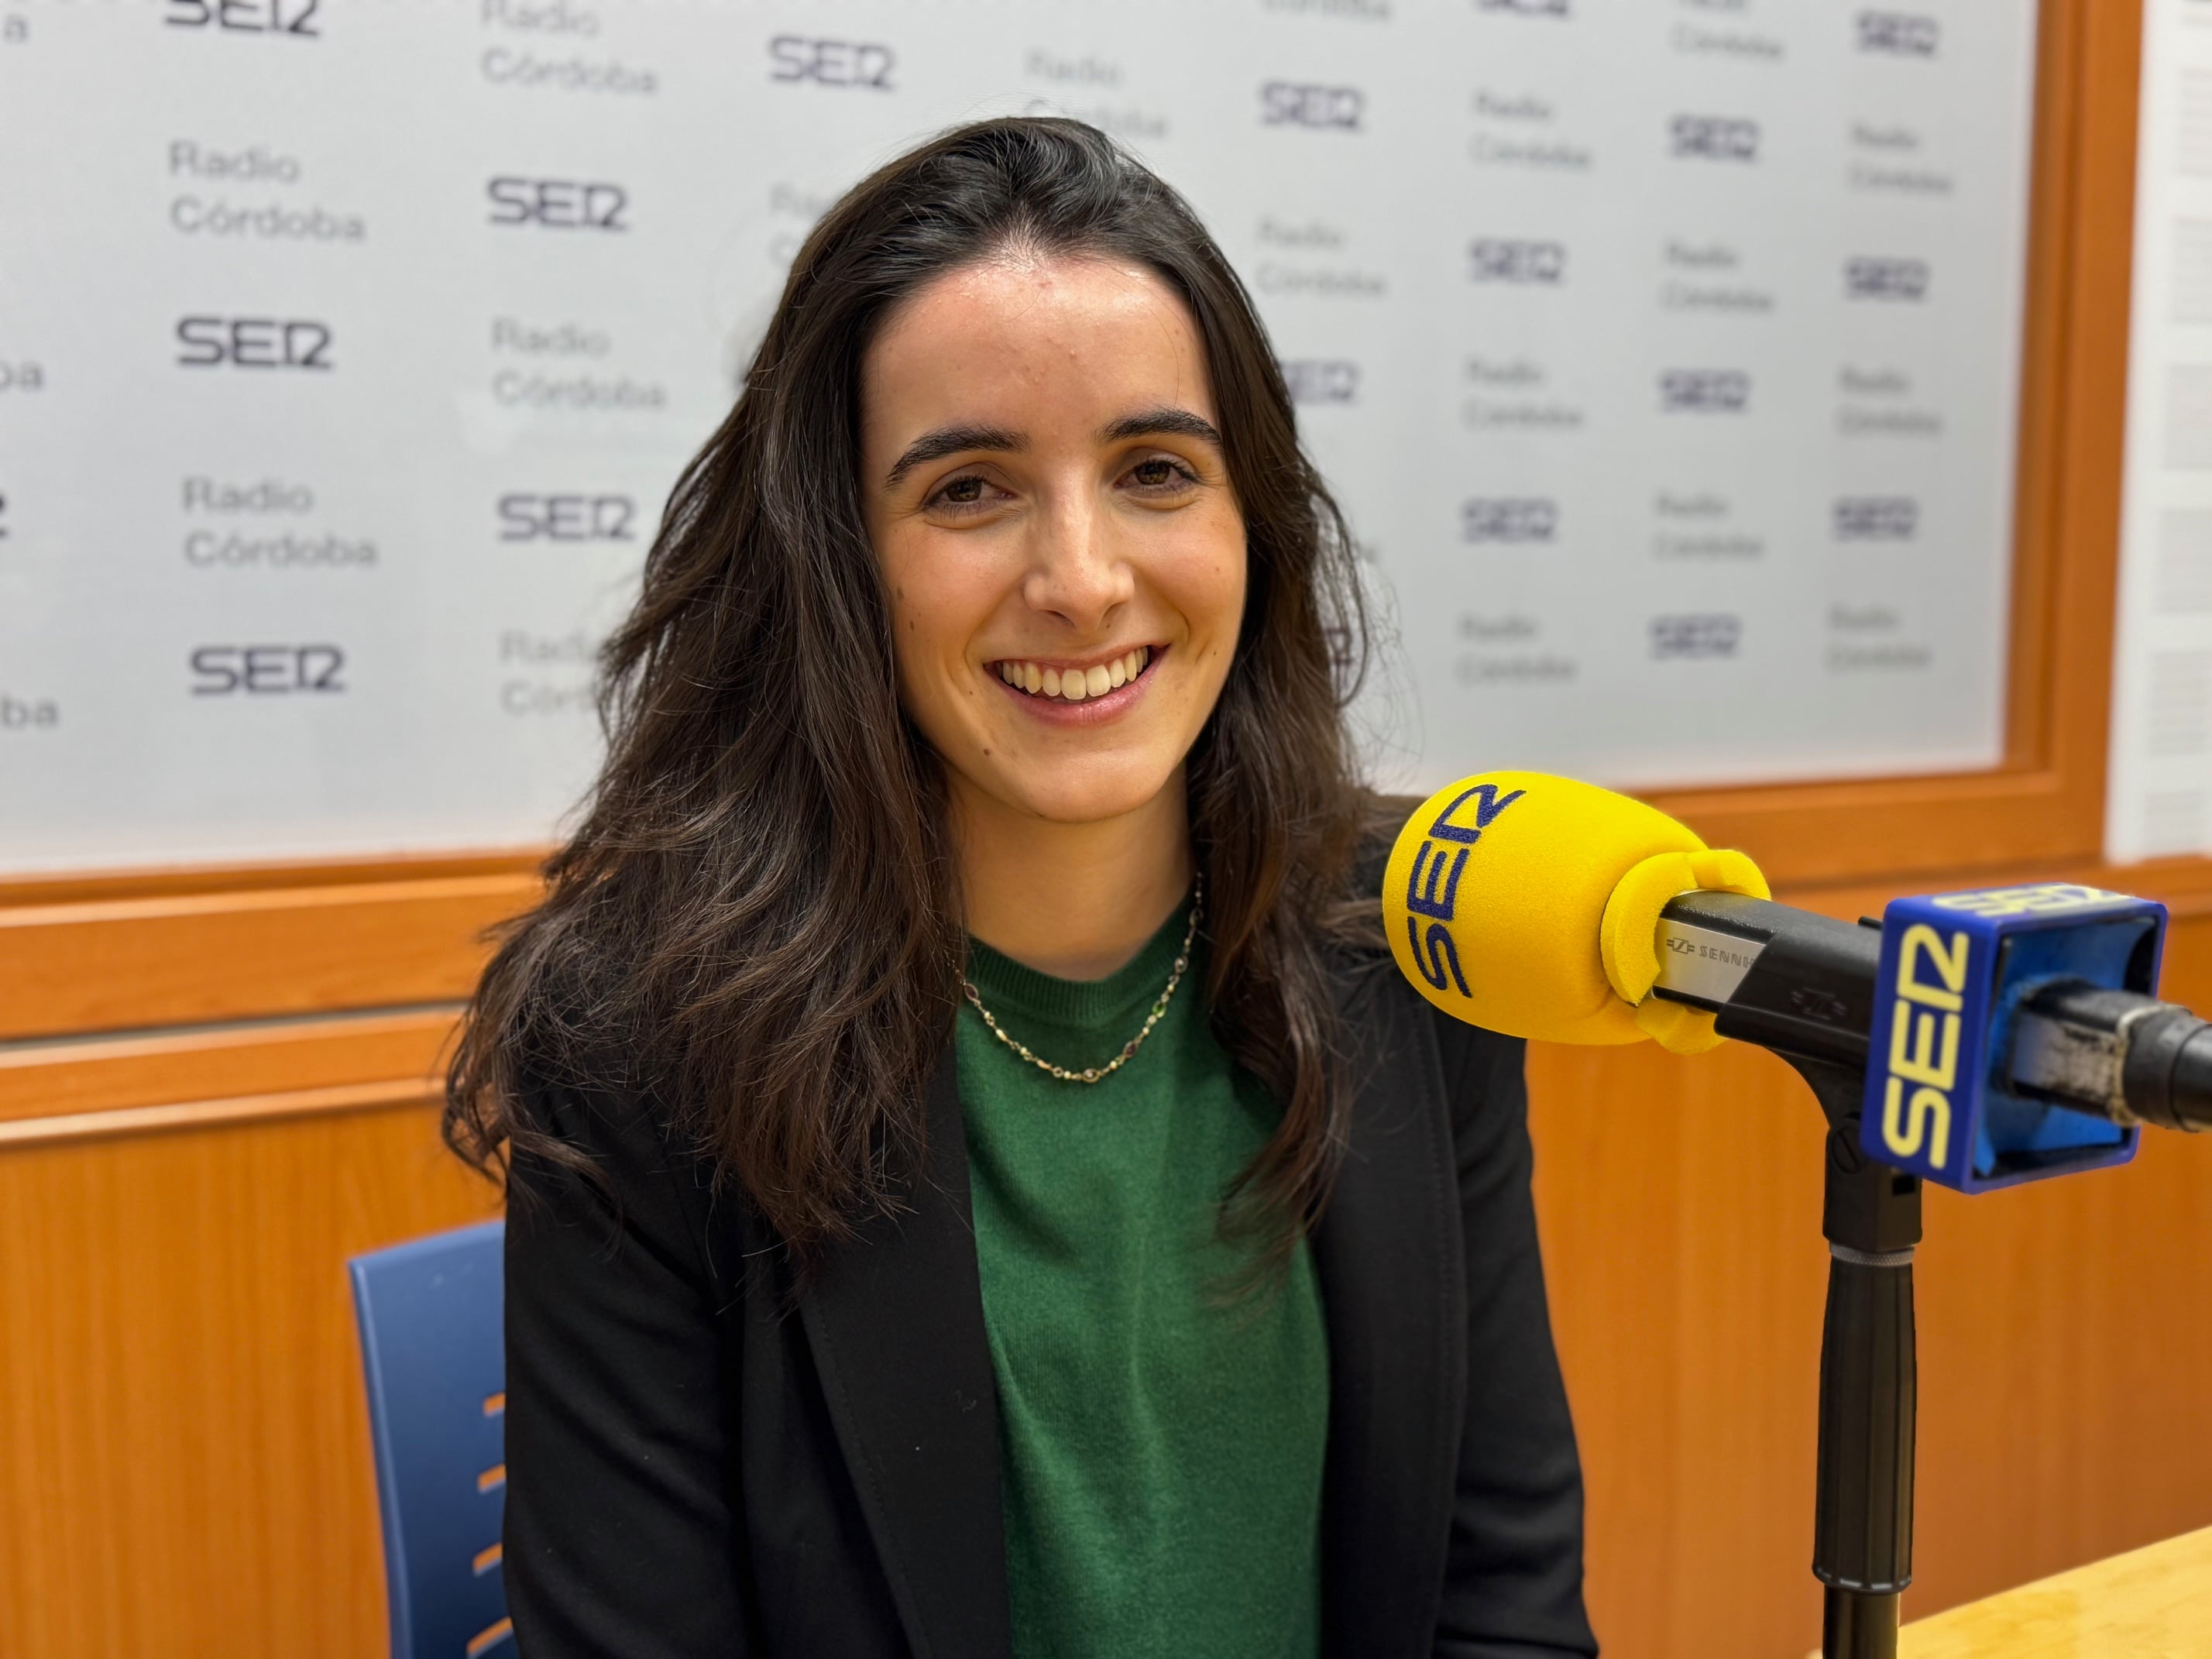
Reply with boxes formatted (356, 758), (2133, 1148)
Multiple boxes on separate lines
(350, 1219), (513, 1659)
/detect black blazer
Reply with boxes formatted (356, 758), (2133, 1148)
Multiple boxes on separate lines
(500, 934), (1600, 1659)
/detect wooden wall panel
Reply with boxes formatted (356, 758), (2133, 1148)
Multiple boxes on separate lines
(0, 1102), (496, 1659)
(0, 871), (534, 1043)
(1532, 909), (2212, 1659)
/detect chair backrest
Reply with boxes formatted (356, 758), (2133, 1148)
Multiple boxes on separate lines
(349, 1219), (511, 1659)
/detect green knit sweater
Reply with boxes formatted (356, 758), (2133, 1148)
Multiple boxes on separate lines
(955, 895), (1328, 1659)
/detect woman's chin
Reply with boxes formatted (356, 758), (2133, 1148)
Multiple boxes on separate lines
(971, 756), (1184, 828)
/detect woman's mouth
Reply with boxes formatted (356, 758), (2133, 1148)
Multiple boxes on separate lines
(989, 645), (1153, 703)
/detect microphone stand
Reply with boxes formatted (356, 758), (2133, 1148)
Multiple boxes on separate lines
(1786, 1056), (1920, 1659)
(1688, 897), (1919, 1659)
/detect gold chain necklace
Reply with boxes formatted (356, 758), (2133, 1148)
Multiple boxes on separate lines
(960, 876), (1204, 1085)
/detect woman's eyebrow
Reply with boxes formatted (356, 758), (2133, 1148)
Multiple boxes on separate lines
(885, 423), (1024, 486)
(1100, 407), (1222, 448)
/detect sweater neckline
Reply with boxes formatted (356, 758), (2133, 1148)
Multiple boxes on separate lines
(963, 890), (1199, 1036)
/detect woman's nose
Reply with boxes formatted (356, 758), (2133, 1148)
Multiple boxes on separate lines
(1022, 493), (1135, 632)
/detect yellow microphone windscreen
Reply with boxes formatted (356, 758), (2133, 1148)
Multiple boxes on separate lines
(1382, 771), (1728, 1046)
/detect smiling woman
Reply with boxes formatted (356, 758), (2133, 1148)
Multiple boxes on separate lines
(441, 117), (1597, 1659)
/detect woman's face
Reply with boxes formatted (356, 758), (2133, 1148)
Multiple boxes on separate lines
(860, 251), (1246, 830)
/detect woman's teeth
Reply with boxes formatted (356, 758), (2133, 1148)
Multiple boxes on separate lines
(995, 646), (1150, 702)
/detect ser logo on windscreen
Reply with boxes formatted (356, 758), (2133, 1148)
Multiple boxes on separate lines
(1403, 783), (1527, 998)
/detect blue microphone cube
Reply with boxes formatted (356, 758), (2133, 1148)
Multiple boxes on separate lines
(1860, 883), (2166, 1193)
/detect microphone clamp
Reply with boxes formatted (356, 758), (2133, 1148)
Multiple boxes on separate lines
(1650, 882), (2178, 1193)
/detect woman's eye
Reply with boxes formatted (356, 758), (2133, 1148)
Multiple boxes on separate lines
(1128, 456), (1195, 491)
(929, 475), (994, 510)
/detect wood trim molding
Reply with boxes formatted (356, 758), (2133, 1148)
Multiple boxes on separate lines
(0, 1078), (443, 1152)
(0, 847), (544, 908)
(0, 873), (536, 1043)
(0, 1004), (461, 1151)
(1785, 854), (2212, 929)
(0, 1008), (459, 1124)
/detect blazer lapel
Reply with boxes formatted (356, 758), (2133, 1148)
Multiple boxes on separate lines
(1311, 958), (1468, 1659)
(799, 1042), (1012, 1659)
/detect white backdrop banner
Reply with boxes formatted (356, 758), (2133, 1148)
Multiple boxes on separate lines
(2111, 0), (2212, 862)
(0, 0), (2038, 873)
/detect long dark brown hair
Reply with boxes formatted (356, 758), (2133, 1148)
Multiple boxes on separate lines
(445, 116), (1382, 1267)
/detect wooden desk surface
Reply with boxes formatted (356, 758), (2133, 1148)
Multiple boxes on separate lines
(1899, 1524), (2212, 1657)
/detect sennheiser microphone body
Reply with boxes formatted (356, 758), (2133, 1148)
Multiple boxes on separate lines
(1650, 890), (1879, 1070)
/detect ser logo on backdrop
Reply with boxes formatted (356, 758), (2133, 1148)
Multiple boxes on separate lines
(1462, 498), (1558, 544)
(1670, 115), (1760, 163)
(498, 493), (637, 541)
(1279, 360), (1360, 405)
(165, 0), (320, 36)
(1649, 614), (1740, 659)
(1856, 12), (1939, 57)
(1659, 369), (1749, 413)
(769, 36), (895, 90)
(1845, 256), (1929, 301)
(1468, 238), (1565, 284)
(1260, 82), (1364, 130)
(176, 317), (331, 370)
(488, 177), (628, 231)
(1833, 496), (1919, 540)
(190, 644), (345, 695)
